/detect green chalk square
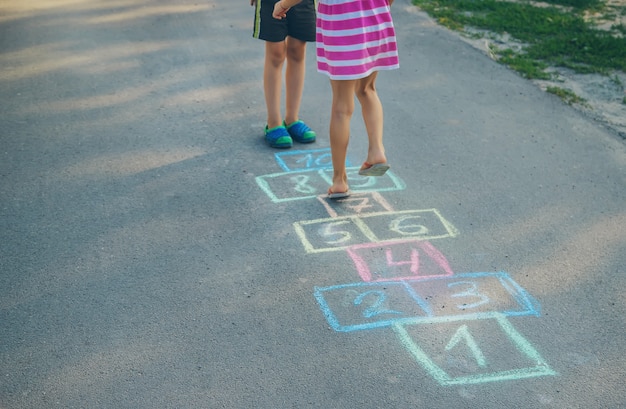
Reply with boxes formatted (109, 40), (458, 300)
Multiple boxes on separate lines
(393, 313), (557, 386)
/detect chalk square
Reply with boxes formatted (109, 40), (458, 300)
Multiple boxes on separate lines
(293, 217), (373, 253)
(256, 169), (329, 202)
(393, 313), (557, 385)
(275, 148), (345, 172)
(363, 209), (459, 242)
(314, 281), (431, 332)
(317, 191), (395, 218)
(347, 240), (454, 282)
(405, 272), (541, 319)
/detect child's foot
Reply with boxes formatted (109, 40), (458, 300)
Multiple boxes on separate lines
(327, 187), (351, 199)
(265, 125), (293, 149)
(285, 120), (316, 144)
(328, 176), (350, 199)
(358, 161), (390, 177)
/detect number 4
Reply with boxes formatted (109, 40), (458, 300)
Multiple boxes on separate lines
(386, 247), (419, 274)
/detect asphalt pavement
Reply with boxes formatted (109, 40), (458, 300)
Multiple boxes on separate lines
(1, 0), (625, 408)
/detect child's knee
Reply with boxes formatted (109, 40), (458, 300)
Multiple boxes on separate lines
(266, 43), (286, 66)
(356, 82), (377, 100)
(286, 44), (306, 62)
(332, 101), (355, 118)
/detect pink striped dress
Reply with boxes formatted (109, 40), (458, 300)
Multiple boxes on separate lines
(316, 0), (399, 80)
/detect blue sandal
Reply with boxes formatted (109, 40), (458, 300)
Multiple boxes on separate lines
(265, 125), (293, 149)
(285, 120), (316, 144)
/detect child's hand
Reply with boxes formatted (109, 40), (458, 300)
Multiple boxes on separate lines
(272, 1), (289, 19)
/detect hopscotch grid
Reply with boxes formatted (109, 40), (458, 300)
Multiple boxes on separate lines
(255, 148), (554, 387)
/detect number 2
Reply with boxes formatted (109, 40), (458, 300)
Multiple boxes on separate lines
(353, 290), (402, 318)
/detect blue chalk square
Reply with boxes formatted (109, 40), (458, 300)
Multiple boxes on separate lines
(405, 272), (541, 319)
(314, 281), (431, 332)
(274, 148), (351, 172)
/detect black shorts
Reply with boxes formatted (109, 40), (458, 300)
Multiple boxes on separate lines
(253, 0), (316, 43)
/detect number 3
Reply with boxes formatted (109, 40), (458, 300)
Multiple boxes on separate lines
(448, 281), (490, 310)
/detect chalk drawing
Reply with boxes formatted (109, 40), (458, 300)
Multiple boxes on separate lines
(346, 240), (454, 282)
(293, 209), (459, 253)
(405, 272), (541, 318)
(317, 191), (395, 218)
(353, 290), (403, 318)
(314, 272), (539, 332)
(393, 313), (557, 385)
(256, 167), (405, 203)
(290, 174), (317, 194)
(275, 148), (351, 172)
(445, 325), (488, 368)
(448, 281), (490, 310)
(314, 281), (432, 332)
(318, 219), (357, 245)
(258, 149), (554, 387)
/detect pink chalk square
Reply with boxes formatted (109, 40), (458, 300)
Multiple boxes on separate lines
(347, 240), (454, 282)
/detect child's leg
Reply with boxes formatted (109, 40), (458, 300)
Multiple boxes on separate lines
(355, 72), (387, 166)
(329, 79), (357, 193)
(264, 41), (287, 128)
(284, 37), (307, 125)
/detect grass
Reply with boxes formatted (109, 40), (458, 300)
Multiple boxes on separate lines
(546, 85), (588, 105)
(412, 0), (626, 82)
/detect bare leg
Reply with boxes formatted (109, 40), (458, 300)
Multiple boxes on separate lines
(264, 41), (286, 128)
(355, 72), (387, 166)
(329, 79), (356, 194)
(284, 37), (307, 125)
